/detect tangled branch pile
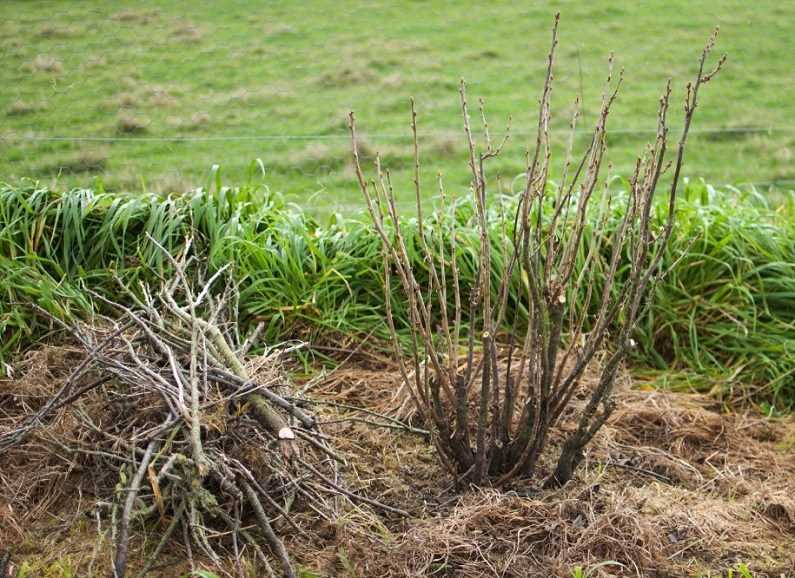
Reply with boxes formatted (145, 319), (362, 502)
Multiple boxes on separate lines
(0, 243), (402, 578)
(350, 16), (725, 485)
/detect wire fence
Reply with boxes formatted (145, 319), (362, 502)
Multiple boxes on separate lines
(3, 125), (793, 192)
(5, 125), (795, 143)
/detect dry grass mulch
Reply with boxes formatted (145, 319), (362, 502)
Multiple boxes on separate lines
(2, 347), (795, 578)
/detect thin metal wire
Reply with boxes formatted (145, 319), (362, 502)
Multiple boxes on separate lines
(3, 126), (793, 143)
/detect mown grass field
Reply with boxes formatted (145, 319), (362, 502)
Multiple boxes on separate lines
(1, 0), (794, 213)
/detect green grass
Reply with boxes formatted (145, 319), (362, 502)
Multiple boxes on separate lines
(2, 180), (793, 408)
(635, 181), (795, 404)
(1, 1), (794, 213)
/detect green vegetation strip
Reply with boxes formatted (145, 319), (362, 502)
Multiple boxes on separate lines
(1, 180), (793, 407)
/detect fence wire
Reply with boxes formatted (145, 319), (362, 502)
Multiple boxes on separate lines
(4, 126), (794, 143)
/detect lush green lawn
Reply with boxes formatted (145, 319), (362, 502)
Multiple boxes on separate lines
(1, 0), (794, 213)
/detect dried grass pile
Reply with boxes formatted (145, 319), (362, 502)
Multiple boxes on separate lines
(2, 330), (795, 577)
(308, 368), (795, 577)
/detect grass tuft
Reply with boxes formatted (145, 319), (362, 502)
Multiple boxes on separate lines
(0, 180), (792, 406)
(42, 148), (108, 175)
(116, 114), (147, 134)
(6, 99), (47, 116)
(27, 54), (63, 74)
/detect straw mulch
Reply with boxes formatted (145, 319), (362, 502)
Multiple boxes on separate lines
(2, 347), (794, 578)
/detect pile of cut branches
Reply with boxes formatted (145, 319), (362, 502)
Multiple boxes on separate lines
(0, 241), (401, 578)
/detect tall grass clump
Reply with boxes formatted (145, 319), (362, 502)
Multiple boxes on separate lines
(1, 188), (793, 407)
(0, 182), (390, 369)
(635, 182), (795, 405)
(3, 178), (792, 578)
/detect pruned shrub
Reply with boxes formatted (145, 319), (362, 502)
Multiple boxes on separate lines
(349, 14), (725, 486)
